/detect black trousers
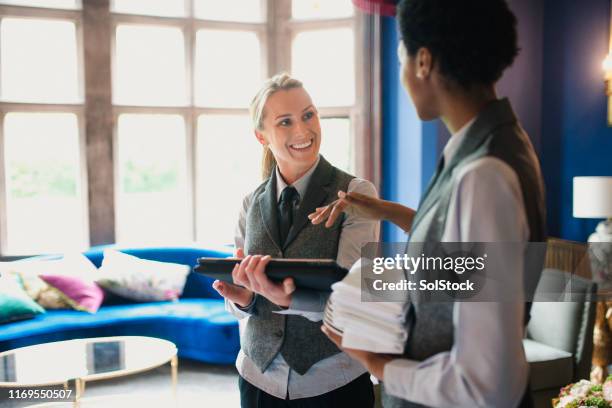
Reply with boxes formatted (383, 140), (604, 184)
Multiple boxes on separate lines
(239, 373), (375, 408)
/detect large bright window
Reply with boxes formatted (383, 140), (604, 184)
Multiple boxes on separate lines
(196, 115), (260, 244)
(194, 29), (262, 108)
(193, 0), (263, 22)
(0, 0), (78, 9)
(114, 25), (187, 106)
(0, 0), (366, 253)
(292, 28), (355, 107)
(1, 18), (79, 103)
(112, 0), (362, 245)
(287, 1), (357, 175)
(0, 2), (87, 255)
(292, 0), (354, 20)
(3, 113), (85, 254)
(115, 114), (190, 244)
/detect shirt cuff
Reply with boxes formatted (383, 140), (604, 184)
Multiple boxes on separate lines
(383, 358), (420, 399)
(289, 289), (329, 312)
(235, 294), (257, 313)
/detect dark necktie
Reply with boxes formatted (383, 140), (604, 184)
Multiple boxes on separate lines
(278, 186), (298, 247)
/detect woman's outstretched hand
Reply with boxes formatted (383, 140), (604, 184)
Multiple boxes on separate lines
(308, 191), (388, 227)
(212, 248), (254, 308)
(309, 191), (416, 232)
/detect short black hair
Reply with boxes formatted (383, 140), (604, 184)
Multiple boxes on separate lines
(397, 0), (519, 89)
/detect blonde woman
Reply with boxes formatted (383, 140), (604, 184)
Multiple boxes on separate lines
(212, 73), (379, 408)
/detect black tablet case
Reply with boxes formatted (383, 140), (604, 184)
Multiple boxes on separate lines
(195, 257), (348, 291)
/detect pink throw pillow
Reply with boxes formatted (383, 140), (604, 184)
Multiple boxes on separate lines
(39, 274), (105, 313)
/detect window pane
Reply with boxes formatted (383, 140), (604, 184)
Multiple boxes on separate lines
(1, 18), (79, 103)
(0, 0), (78, 9)
(116, 114), (190, 245)
(112, 0), (185, 17)
(292, 29), (354, 107)
(292, 0), (353, 20)
(194, 0), (263, 22)
(3, 113), (86, 254)
(195, 30), (261, 108)
(320, 118), (353, 174)
(196, 115), (261, 244)
(114, 25), (186, 106)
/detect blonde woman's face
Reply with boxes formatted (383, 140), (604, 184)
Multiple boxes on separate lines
(257, 87), (321, 173)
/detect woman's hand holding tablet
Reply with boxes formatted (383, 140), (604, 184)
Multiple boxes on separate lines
(211, 248), (255, 308)
(210, 248), (296, 308)
(199, 255), (348, 296)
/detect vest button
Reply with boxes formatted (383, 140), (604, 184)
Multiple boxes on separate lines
(275, 330), (284, 338)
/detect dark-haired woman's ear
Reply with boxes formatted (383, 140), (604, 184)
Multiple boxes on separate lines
(416, 47), (433, 79)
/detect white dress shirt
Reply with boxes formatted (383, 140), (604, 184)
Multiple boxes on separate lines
(227, 156), (380, 399)
(382, 119), (531, 408)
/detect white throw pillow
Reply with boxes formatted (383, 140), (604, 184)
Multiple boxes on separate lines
(97, 249), (189, 302)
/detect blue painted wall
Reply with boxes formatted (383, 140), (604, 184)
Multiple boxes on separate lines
(380, 16), (437, 242)
(381, 0), (612, 243)
(541, 0), (612, 241)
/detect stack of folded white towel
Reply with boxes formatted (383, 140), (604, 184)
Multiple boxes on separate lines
(324, 259), (409, 354)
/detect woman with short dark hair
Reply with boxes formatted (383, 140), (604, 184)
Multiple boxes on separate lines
(316, 0), (546, 407)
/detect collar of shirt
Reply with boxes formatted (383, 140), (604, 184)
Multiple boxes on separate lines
(442, 116), (477, 164)
(275, 155), (321, 203)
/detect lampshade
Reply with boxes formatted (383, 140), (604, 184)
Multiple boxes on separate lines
(573, 176), (612, 218)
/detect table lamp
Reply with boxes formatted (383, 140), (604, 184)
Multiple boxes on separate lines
(573, 177), (612, 231)
(573, 177), (612, 286)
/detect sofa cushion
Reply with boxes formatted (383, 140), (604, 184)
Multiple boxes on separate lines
(39, 274), (105, 313)
(523, 338), (573, 391)
(79, 246), (232, 300)
(97, 249), (189, 302)
(2, 253), (100, 310)
(0, 274), (45, 323)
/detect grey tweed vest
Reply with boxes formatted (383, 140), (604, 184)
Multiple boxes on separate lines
(242, 156), (354, 375)
(383, 99), (546, 408)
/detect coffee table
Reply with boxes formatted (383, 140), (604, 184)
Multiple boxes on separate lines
(0, 336), (178, 406)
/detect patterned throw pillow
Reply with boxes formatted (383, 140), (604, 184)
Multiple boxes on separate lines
(6, 261), (71, 309)
(2, 254), (102, 311)
(96, 249), (189, 302)
(39, 274), (105, 313)
(0, 274), (45, 323)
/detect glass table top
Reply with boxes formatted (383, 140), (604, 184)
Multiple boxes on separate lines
(0, 336), (177, 386)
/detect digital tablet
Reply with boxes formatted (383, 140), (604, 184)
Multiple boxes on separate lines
(195, 257), (348, 291)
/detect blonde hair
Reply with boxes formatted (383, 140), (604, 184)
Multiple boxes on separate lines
(249, 73), (304, 180)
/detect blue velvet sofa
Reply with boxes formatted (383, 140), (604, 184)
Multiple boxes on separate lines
(0, 246), (239, 364)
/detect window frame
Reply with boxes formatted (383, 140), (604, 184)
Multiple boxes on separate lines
(110, 6), (270, 243)
(0, 3), (90, 255)
(271, 1), (373, 180)
(0, 0), (379, 253)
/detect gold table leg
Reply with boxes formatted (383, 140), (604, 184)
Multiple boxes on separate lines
(72, 378), (86, 408)
(170, 354), (178, 406)
(71, 379), (79, 408)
